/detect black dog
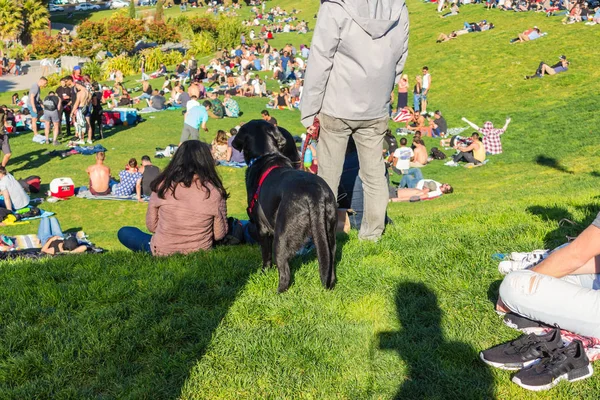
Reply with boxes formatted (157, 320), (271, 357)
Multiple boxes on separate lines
(233, 120), (337, 293)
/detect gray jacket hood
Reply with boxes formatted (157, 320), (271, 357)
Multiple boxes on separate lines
(325, 0), (404, 39)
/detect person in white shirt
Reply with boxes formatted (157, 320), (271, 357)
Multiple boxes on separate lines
(391, 178), (453, 202)
(421, 66), (431, 114)
(390, 137), (414, 175)
(0, 166), (30, 211)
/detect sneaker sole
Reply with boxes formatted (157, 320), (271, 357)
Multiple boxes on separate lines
(512, 364), (594, 391)
(479, 352), (539, 371)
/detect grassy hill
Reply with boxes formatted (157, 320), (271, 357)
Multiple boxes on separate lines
(2, 0), (600, 398)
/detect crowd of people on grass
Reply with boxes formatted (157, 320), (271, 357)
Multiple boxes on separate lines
(0, 0), (597, 392)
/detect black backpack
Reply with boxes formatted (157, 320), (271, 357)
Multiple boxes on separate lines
(430, 147), (447, 160)
(43, 95), (57, 111)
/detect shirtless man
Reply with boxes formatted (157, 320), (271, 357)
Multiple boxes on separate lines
(86, 152), (111, 195)
(391, 179), (453, 202)
(67, 77), (91, 144)
(411, 139), (428, 167)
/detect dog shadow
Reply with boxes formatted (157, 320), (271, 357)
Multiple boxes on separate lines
(378, 282), (496, 399)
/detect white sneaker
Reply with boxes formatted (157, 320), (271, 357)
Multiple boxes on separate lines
(87, 140), (93, 144)
(444, 161), (458, 167)
(510, 250), (548, 262)
(75, 139), (85, 145)
(498, 252), (546, 275)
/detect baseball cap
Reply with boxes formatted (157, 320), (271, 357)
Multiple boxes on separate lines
(560, 55), (566, 60)
(73, 65), (81, 71)
(434, 110), (441, 115)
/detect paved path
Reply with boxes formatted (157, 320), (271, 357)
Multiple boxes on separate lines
(0, 69), (44, 93)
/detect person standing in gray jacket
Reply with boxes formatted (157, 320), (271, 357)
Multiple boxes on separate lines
(300, 0), (409, 241)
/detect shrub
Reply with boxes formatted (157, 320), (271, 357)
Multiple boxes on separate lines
(77, 20), (107, 41)
(102, 54), (136, 80)
(68, 38), (101, 58)
(82, 60), (104, 82)
(186, 31), (216, 58)
(104, 16), (144, 54)
(188, 16), (217, 34)
(29, 32), (62, 59)
(44, 73), (62, 87)
(215, 16), (246, 49)
(145, 21), (180, 44)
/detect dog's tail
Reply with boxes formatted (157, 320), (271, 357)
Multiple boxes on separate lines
(310, 191), (337, 289)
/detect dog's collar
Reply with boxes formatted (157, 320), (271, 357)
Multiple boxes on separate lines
(248, 153), (278, 168)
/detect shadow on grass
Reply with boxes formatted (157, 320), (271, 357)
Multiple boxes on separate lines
(487, 279), (503, 307)
(0, 250), (260, 398)
(8, 149), (53, 175)
(527, 205), (598, 248)
(534, 155), (574, 174)
(379, 282), (495, 399)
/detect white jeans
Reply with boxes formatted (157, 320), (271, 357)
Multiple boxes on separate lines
(500, 269), (600, 338)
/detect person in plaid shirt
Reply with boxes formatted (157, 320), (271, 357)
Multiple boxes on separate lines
(461, 117), (512, 155)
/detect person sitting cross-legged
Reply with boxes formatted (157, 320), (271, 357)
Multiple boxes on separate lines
(446, 132), (486, 166)
(0, 166), (30, 211)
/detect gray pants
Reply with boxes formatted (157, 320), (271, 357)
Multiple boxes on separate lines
(181, 123), (199, 143)
(500, 269), (600, 338)
(318, 113), (389, 241)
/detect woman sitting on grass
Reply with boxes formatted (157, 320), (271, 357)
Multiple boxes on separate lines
(117, 141), (228, 256)
(211, 130), (229, 162)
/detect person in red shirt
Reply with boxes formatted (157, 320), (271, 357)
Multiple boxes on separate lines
(72, 65), (84, 83)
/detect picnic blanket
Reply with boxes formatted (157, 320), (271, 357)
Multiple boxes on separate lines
(77, 190), (149, 202)
(0, 234), (41, 252)
(21, 210), (55, 221)
(0, 230), (105, 259)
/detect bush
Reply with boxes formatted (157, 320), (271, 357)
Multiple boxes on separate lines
(68, 38), (101, 59)
(82, 60), (104, 82)
(104, 16), (145, 54)
(77, 20), (107, 41)
(44, 73), (62, 87)
(145, 21), (180, 44)
(141, 47), (183, 72)
(186, 31), (216, 58)
(102, 54), (137, 80)
(215, 16), (246, 49)
(187, 17), (217, 34)
(29, 32), (62, 59)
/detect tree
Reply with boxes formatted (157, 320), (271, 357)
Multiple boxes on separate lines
(128, 0), (136, 18)
(0, 0), (23, 42)
(155, 0), (164, 22)
(20, 0), (50, 45)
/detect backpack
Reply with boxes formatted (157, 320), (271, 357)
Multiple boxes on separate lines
(43, 96), (57, 111)
(430, 147), (447, 160)
(18, 175), (41, 193)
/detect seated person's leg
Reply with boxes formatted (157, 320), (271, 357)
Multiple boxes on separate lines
(500, 269), (600, 338)
(117, 227), (152, 253)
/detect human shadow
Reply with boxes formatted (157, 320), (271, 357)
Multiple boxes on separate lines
(0, 249), (260, 398)
(379, 282), (496, 399)
(8, 149), (53, 175)
(527, 205), (598, 248)
(534, 155), (574, 174)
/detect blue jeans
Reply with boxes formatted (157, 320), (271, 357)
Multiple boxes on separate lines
(399, 168), (424, 189)
(413, 93), (421, 112)
(118, 227), (152, 253)
(38, 217), (64, 246)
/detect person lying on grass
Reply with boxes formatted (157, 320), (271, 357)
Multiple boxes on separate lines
(390, 179), (453, 202)
(495, 212), (600, 340)
(510, 26), (544, 43)
(39, 217), (87, 255)
(118, 141), (228, 256)
(525, 55), (570, 79)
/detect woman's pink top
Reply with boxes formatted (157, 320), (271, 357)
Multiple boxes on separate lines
(146, 181), (227, 256)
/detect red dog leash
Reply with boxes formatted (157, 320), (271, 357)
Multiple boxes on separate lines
(247, 165), (280, 215)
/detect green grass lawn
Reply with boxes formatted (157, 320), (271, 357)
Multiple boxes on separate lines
(3, 0), (600, 398)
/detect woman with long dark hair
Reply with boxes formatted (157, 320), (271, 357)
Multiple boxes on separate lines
(117, 141), (229, 256)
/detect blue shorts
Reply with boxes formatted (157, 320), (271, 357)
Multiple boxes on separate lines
(554, 66), (567, 74)
(421, 90), (428, 101)
(27, 104), (41, 118)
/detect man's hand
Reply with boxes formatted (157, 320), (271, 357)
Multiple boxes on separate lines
(461, 117), (468, 122)
(203, 127), (209, 132)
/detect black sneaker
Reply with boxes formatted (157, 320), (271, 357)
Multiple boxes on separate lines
(512, 340), (593, 391)
(503, 313), (553, 331)
(480, 329), (562, 370)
